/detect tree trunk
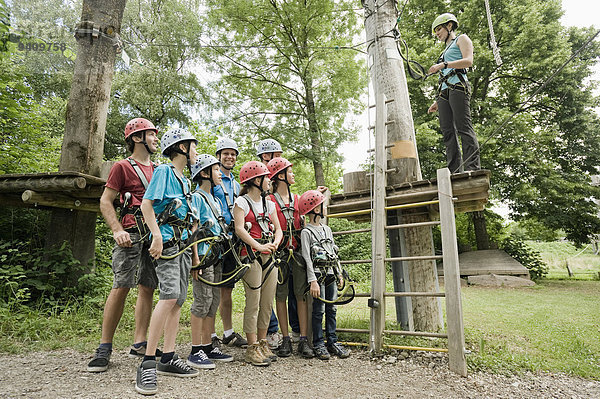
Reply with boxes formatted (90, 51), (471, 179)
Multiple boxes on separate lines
(304, 68), (326, 187)
(44, 0), (127, 271)
(471, 211), (491, 250)
(363, 0), (442, 331)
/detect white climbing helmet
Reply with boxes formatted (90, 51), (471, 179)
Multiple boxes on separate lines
(256, 138), (282, 156)
(191, 154), (220, 181)
(215, 137), (239, 155)
(160, 128), (197, 157)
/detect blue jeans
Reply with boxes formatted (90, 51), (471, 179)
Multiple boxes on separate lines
(268, 310), (278, 334)
(311, 278), (337, 347)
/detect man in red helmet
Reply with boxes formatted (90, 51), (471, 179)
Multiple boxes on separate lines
(87, 118), (160, 373)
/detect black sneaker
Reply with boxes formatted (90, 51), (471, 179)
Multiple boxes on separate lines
(297, 340), (314, 359)
(277, 336), (292, 357)
(207, 346), (234, 362)
(129, 343), (164, 359)
(135, 359), (158, 395)
(314, 344), (330, 360)
(87, 346), (111, 372)
(211, 335), (222, 350)
(327, 342), (351, 358)
(157, 354), (200, 377)
(222, 332), (248, 348)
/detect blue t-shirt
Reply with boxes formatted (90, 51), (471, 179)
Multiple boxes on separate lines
(143, 164), (193, 242)
(211, 171), (240, 225)
(191, 190), (223, 255)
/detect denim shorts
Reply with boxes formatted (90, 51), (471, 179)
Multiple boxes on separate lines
(111, 232), (158, 290)
(191, 264), (221, 318)
(155, 246), (191, 307)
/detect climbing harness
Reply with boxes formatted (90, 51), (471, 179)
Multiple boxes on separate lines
(119, 158), (155, 245)
(435, 35), (470, 96)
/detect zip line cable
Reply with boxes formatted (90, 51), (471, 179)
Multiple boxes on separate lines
(454, 27), (600, 173)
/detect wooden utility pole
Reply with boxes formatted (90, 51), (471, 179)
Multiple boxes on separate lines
(45, 0), (127, 270)
(363, 0), (442, 332)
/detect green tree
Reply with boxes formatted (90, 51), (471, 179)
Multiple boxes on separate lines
(397, 0), (600, 245)
(201, 0), (367, 189)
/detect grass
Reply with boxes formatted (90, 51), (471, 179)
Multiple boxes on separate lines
(1, 271), (600, 380)
(526, 241), (600, 280)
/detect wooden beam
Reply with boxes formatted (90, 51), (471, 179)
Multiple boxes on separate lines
(0, 176), (87, 193)
(22, 190), (100, 213)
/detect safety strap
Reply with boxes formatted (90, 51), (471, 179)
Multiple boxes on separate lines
(195, 189), (229, 232)
(272, 192), (299, 249)
(242, 195), (273, 239)
(304, 224), (339, 269)
(218, 177), (239, 211)
(127, 157), (153, 189)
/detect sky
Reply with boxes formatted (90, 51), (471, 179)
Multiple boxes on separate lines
(339, 0), (600, 174)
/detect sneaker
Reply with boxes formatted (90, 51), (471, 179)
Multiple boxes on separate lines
(266, 332), (282, 349)
(314, 344), (330, 360)
(87, 346), (111, 372)
(207, 346), (233, 362)
(186, 350), (216, 370)
(129, 343), (163, 359)
(259, 339), (278, 362)
(135, 359), (158, 395)
(222, 331), (248, 348)
(277, 336), (292, 357)
(290, 331), (301, 343)
(245, 343), (270, 367)
(157, 354), (200, 377)
(327, 342), (351, 358)
(297, 340), (314, 359)
(211, 335), (222, 350)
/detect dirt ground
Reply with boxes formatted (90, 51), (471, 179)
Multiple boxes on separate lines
(1, 347), (599, 399)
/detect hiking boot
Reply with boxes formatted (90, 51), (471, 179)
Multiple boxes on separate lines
(211, 335), (222, 350)
(129, 343), (163, 359)
(327, 342), (350, 358)
(266, 332), (282, 349)
(245, 343), (270, 367)
(186, 350), (216, 370)
(87, 346), (111, 372)
(207, 346), (233, 362)
(259, 339), (278, 362)
(157, 354), (200, 377)
(297, 340), (314, 359)
(314, 344), (330, 360)
(290, 331), (301, 343)
(136, 359), (158, 395)
(277, 336), (292, 357)
(222, 332), (248, 348)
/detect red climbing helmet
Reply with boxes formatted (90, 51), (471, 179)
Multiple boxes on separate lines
(299, 190), (325, 216)
(124, 118), (157, 139)
(239, 161), (270, 184)
(267, 157), (292, 179)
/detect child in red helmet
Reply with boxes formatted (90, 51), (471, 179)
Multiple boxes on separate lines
(299, 190), (350, 360)
(233, 161), (283, 366)
(267, 157), (314, 358)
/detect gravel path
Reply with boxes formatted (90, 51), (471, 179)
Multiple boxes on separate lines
(2, 347), (599, 398)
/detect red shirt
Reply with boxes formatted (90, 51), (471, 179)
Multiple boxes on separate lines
(105, 158), (154, 228)
(269, 193), (301, 250)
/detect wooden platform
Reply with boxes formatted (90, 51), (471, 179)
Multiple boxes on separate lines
(328, 169), (491, 222)
(0, 172), (106, 213)
(438, 249), (530, 278)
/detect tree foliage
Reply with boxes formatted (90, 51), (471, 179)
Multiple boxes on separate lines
(397, 0), (600, 244)
(201, 0), (367, 189)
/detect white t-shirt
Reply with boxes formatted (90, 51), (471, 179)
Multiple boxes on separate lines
(234, 195), (276, 219)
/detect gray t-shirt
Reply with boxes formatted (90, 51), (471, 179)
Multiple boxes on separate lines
(300, 223), (336, 283)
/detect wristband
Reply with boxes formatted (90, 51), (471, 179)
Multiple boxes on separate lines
(443, 61), (448, 69)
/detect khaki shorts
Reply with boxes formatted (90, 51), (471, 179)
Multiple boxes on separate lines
(155, 247), (191, 307)
(191, 264), (221, 318)
(111, 232), (158, 290)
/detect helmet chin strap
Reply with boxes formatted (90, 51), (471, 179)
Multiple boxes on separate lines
(172, 142), (193, 174)
(141, 131), (156, 154)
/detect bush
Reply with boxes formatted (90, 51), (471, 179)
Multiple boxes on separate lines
(501, 234), (549, 280)
(328, 218), (372, 282)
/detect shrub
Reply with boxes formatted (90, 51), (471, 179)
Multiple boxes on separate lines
(501, 234), (549, 280)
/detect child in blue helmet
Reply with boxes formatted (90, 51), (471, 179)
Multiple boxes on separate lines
(135, 128), (200, 395)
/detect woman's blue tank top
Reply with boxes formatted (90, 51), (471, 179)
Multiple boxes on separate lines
(440, 35), (468, 89)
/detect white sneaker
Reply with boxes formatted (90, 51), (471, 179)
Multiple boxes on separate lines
(266, 332), (282, 349)
(290, 331), (300, 343)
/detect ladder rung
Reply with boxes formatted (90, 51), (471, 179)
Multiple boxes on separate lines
(353, 292), (445, 297)
(368, 98), (395, 108)
(366, 168), (397, 177)
(366, 143), (396, 152)
(368, 120), (396, 130)
(385, 199), (440, 211)
(332, 228), (371, 236)
(340, 255), (443, 265)
(383, 330), (448, 339)
(385, 189), (438, 202)
(327, 208), (371, 219)
(386, 221), (441, 230)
